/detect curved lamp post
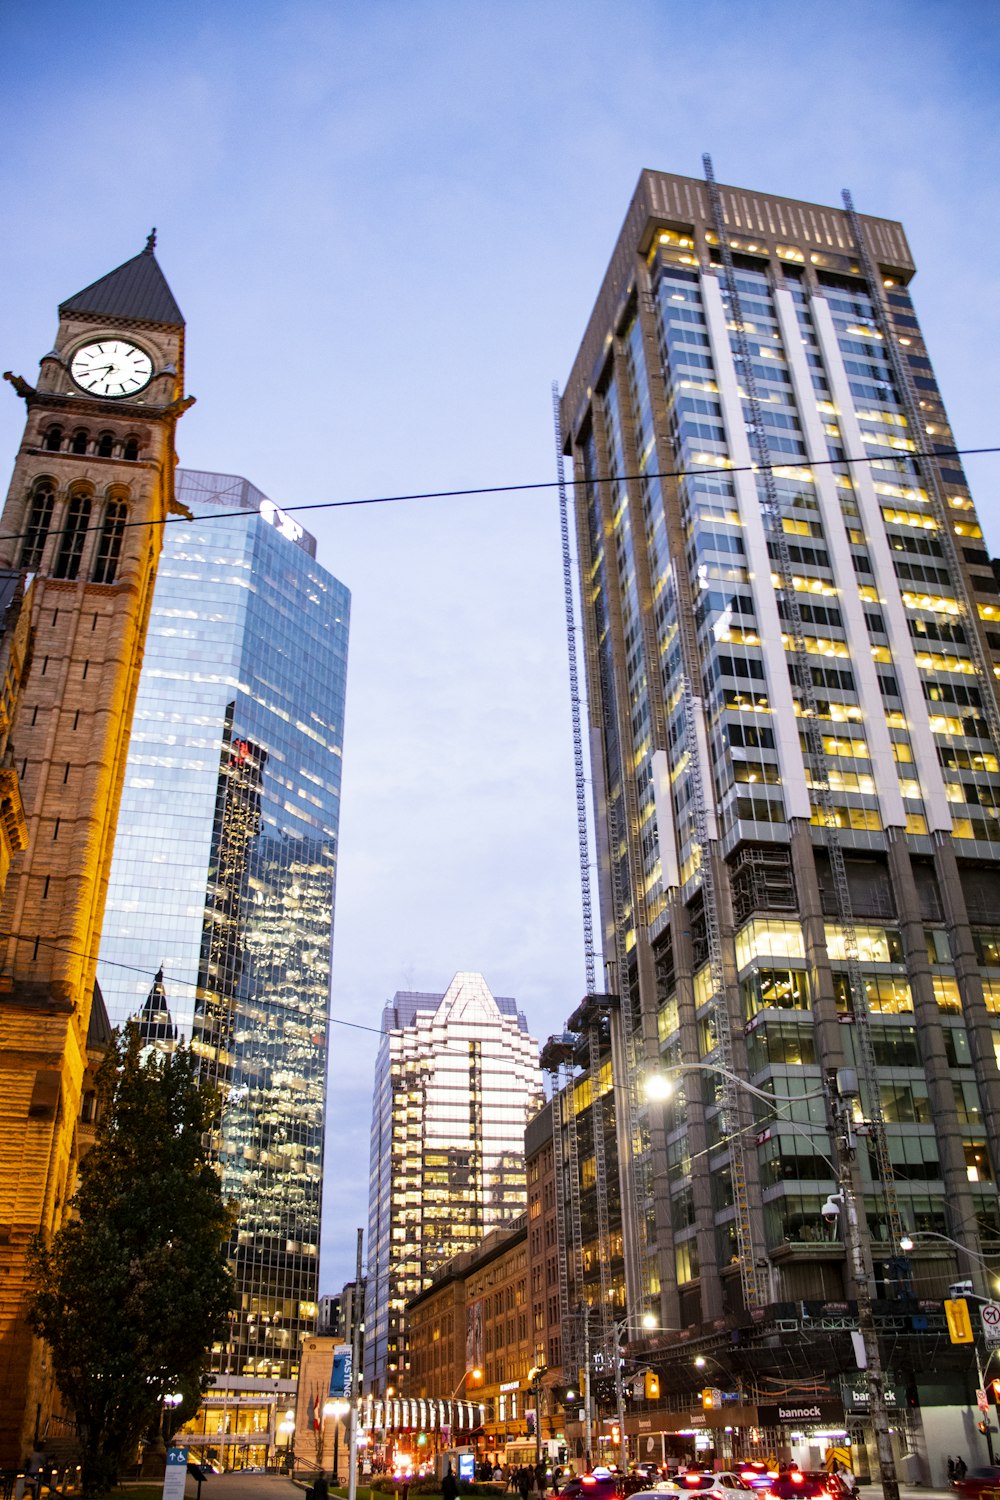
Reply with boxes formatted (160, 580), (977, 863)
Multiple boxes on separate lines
(645, 1061), (900, 1500)
(448, 1369), (483, 1461)
(898, 1229), (1000, 1295)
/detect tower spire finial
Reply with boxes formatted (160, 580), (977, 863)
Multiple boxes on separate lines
(145, 227), (157, 253)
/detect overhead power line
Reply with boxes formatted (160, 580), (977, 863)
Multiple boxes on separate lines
(0, 441), (997, 550)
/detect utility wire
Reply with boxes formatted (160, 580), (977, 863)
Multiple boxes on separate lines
(22, 932), (509, 1046)
(1, 441), (998, 550)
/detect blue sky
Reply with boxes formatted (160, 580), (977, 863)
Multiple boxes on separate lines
(2, 0), (999, 1291)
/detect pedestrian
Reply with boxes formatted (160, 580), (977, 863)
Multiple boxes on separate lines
(956, 1457), (968, 1482)
(536, 1460), (547, 1495)
(839, 1466), (856, 1496)
(948, 1459), (956, 1483)
(517, 1466), (532, 1500)
(443, 1463), (459, 1500)
(313, 1473), (330, 1500)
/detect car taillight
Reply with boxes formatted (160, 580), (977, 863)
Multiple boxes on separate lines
(582, 1480), (596, 1487)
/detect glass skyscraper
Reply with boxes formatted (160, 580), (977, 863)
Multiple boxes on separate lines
(555, 169), (1000, 1471)
(365, 973), (544, 1397)
(98, 469), (350, 1423)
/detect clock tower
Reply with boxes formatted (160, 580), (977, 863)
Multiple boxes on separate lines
(0, 237), (193, 1463)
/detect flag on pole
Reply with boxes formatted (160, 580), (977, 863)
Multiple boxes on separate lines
(313, 1388), (321, 1432)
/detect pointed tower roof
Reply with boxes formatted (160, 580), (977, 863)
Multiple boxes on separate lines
(59, 231), (184, 328)
(134, 966), (178, 1048)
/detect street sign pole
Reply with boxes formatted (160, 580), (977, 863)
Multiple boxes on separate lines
(163, 1448), (187, 1500)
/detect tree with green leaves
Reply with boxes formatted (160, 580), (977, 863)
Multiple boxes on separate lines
(28, 1025), (235, 1496)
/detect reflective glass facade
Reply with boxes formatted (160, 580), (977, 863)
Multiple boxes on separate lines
(559, 172), (1000, 1339)
(98, 468), (350, 1383)
(365, 973), (544, 1396)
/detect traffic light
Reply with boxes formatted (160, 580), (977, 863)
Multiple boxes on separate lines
(990, 1379), (1000, 1407)
(944, 1297), (974, 1344)
(702, 1389), (715, 1409)
(644, 1371), (660, 1401)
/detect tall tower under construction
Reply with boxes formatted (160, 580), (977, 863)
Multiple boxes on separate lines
(556, 167), (1000, 1459)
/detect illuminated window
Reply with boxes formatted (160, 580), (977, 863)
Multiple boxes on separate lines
(735, 919), (805, 969)
(826, 925), (902, 964)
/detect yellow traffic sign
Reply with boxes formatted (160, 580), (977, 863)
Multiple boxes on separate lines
(945, 1297), (974, 1344)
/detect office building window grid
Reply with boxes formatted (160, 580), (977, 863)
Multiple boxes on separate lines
(561, 172), (1000, 1323)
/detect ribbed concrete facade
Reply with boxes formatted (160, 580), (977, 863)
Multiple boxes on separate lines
(557, 169), (1000, 1476)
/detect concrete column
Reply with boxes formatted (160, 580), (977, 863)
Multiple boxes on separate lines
(934, 834), (1000, 1179)
(666, 889), (723, 1320)
(884, 830), (981, 1263)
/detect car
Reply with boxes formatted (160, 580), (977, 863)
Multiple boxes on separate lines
(558, 1471), (620, 1500)
(762, 1473), (847, 1500)
(953, 1469), (1000, 1499)
(659, 1475), (751, 1499)
(735, 1466), (778, 1492)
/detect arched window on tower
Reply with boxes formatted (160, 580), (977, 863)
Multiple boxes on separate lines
(70, 430), (89, 455)
(92, 496), (128, 584)
(96, 432), (114, 458)
(42, 425), (63, 452)
(53, 489), (93, 580)
(20, 478), (56, 570)
(122, 437), (140, 461)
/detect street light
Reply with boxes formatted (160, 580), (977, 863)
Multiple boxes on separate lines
(646, 1061), (900, 1500)
(898, 1230), (1000, 1294)
(608, 1312), (658, 1475)
(528, 1364), (548, 1468)
(451, 1368), (483, 1400)
(449, 1368), (483, 1458)
(161, 1392), (183, 1445)
(325, 1398), (350, 1484)
(898, 1228), (1000, 1463)
(278, 1410), (296, 1469)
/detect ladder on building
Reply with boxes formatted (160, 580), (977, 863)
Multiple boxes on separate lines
(551, 387), (615, 1358)
(553, 382), (598, 997)
(703, 154), (904, 1253)
(540, 1035), (585, 1376)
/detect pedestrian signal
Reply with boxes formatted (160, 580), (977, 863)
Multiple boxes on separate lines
(644, 1372), (660, 1400)
(944, 1297), (974, 1344)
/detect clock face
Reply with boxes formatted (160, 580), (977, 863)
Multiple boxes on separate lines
(70, 339), (153, 398)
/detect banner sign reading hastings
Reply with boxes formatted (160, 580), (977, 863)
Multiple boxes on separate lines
(757, 1399), (844, 1427)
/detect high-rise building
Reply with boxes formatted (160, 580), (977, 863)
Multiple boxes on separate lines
(558, 169), (1000, 1469)
(0, 239), (188, 1463)
(97, 467), (350, 1462)
(365, 972), (544, 1397)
